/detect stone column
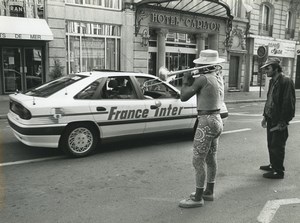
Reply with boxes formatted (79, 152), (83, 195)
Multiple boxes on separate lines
(121, 8), (135, 71)
(156, 28), (168, 75)
(196, 33), (208, 57)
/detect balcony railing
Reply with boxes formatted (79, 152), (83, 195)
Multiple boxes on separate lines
(285, 28), (295, 39)
(259, 23), (273, 37)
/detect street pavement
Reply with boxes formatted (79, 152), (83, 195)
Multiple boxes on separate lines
(1, 90), (300, 119)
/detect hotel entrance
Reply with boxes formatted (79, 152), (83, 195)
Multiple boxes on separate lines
(165, 52), (195, 72)
(148, 30), (197, 80)
(2, 47), (43, 94)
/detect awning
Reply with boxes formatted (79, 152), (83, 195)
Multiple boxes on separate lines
(0, 16), (53, 41)
(133, 0), (233, 48)
(136, 0), (232, 19)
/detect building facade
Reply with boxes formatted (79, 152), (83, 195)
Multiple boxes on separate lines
(0, 0), (52, 94)
(224, 0), (300, 92)
(1, 0), (300, 95)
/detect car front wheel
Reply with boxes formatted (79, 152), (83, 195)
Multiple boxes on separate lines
(60, 123), (99, 157)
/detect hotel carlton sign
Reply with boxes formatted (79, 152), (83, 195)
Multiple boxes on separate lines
(151, 13), (221, 32)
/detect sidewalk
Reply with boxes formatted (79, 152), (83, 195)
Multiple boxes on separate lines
(0, 90), (299, 119)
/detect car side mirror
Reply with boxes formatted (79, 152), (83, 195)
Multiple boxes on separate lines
(172, 92), (180, 99)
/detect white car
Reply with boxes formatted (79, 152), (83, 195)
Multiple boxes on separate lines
(8, 71), (228, 157)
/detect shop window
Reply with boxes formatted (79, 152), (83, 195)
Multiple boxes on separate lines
(259, 3), (273, 37)
(66, 21), (120, 73)
(67, 36), (81, 74)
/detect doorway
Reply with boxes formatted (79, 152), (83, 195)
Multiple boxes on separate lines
(165, 52), (195, 86)
(229, 55), (240, 89)
(2, 47), (43, 94)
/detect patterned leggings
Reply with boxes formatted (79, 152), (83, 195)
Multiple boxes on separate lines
(193, 114), (223, 188)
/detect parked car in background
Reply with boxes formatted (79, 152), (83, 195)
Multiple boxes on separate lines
(7, 71), (228, 157)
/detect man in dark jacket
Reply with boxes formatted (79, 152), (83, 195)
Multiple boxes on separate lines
(260, 58), (296, 179)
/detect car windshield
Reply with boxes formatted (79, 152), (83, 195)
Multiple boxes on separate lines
(25, 74), (87, 97)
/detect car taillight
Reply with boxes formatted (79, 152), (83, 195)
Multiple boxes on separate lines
(10, 100), (32, 120)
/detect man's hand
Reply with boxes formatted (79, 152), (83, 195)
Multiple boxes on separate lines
(270, 121), (287, 132)
(182, 72), (194, 86)
(277, 121), (287, 131)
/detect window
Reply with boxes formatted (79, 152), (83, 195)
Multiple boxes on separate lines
(0, 0), (44, 18)
(75, 79), (102, 99)
(26, 75), (87, 97)
(136, 77), (179, 99)
(259, 3), (273, 36)
(231, 0), (242, 18)
(285, 11), (295, 39)
(66, 21), (121, 73)
(101, 76), (137, 99)
(65, 0), (121, 10)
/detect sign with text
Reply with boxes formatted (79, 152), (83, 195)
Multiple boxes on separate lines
(253, 37), (296, 58)
(150, 12), (221, 32)
(0, 33), (52, 41)
(9, 5), (24, 17)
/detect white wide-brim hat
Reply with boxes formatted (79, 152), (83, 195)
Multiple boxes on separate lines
(193, 49), (225, 64)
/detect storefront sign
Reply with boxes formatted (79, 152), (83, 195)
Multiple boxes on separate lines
(0, 33), (52, 41)
(151, 13), (221, 32)
(253, 36), (296, 58)
(9, 5), (24, 17)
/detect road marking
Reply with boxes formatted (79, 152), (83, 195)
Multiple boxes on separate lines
(229, 112), (262, 117)
(0, 156), (64, 167)
(257, 198), (300, 223)
(290, 120), (300, 124)
(222, 128), (252, 134)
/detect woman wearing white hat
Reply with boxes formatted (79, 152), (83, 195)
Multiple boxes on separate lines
(179, 49), (225, 208)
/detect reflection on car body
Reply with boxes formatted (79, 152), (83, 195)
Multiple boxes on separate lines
(7, 71), (228, 157)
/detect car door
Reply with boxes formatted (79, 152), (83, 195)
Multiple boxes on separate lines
(134, 76), (196, 133)
(78, 76), (147, 138)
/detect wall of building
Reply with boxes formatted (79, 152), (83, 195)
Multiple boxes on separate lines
(47, 0), (66, 81)
(238, 0), (300, 91)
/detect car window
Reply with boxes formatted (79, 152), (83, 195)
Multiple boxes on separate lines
(75, 79), (102, 99)
(135, 76), (179, 99)
(26, 74), (87, 97)
(101, 76), (138, 99)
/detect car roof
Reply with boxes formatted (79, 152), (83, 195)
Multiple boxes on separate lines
(76, 71), (158, 79)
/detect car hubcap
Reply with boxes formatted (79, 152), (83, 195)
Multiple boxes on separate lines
(68, 127), (93, 153)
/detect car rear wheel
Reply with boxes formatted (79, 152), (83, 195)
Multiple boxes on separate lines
(60, 123), (99, 157)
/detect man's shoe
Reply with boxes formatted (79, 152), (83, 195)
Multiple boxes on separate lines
(263, 171), (284, 179)
(190, 191), (214, 201)
(203, 192), (214, 201)
(260, 164), (273, 171)
(179, 198), (204, 208)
